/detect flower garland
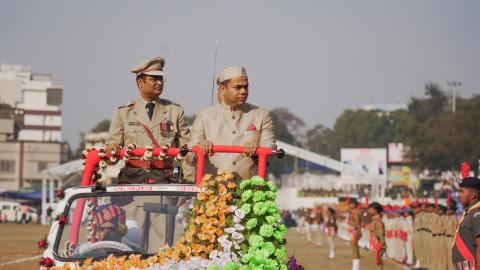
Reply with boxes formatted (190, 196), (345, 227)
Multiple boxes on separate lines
(43, 172), (288, 270)
(234, 176), (288, 270)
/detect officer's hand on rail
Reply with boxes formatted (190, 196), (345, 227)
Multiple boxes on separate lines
(106, 143), (120, 156)
(243, 141), (259, 157)
(199, 140), (214, 156)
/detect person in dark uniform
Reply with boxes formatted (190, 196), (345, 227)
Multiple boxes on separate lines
(452, 177), (480, 270)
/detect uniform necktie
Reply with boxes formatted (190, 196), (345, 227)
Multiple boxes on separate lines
(145, 102), (155, 120)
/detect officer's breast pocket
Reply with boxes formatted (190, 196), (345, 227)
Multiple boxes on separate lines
(243, 130), (261, 144)
(125, 126), (144, 144)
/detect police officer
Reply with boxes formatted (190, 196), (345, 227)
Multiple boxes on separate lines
(446, 202), (458, 270)
(189, 66), (276, 180)
(106, 56), (192, 183)
(105, 56), (191, 250)
(452, 177), (480, 269)
(368, 202), (386, 270)
(348, 198), (362, 270)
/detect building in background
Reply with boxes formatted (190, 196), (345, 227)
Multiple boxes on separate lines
(0, 64), (66, 191)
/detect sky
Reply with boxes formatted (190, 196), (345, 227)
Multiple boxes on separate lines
(1, 1), (479, 148)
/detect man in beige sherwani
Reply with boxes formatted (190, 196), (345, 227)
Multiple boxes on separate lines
(189, 66), (276, 181)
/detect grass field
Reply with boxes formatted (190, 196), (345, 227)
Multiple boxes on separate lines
(0, 223), (404, 270)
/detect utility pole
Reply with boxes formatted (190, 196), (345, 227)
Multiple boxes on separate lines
(447, 81), (461, 114)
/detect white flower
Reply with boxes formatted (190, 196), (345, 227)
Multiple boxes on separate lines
(233, 216), (242, 223)
(224, 227), (236, 234)
(232, 232), (244, 241)
(220, 239), (233, 251)
(234, 209), (245, 219)
(234, 223), (245, 231)
(233, 242), (241, 250)
(209, 250), (218, 260)
(228, 205), (238, 212)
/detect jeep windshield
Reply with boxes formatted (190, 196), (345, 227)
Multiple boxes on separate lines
(55, 187), (196, 260)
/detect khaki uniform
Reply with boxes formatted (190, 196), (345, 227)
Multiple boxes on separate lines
(431, 213), (447, 270)
(107, 97), (193, 183)
(445, 214), (457, 270)
(348, 209), (362, 259)
(370, 215), (386, 269)
(106, 97), (192, 249)
(189, 102), (276, 180)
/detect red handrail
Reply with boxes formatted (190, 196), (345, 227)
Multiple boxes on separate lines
(70, 145), (278, 245)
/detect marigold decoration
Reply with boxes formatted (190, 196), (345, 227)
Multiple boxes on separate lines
(49, 171), (288, 269)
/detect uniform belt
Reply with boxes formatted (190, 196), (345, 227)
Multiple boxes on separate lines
(432, 233), (441, 237)
(446, 234), (454, 237)
(126, 159), (173, 170)
(454, 260), (475, 270)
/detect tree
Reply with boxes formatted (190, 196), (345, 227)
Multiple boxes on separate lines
(331, 109), (394, 159)
(408, 83), (448, 123)
(91, 119), (110, 133)
(73, 119), (111, 158)
(306, 124), (334, 157)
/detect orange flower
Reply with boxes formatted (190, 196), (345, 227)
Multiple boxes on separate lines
(227, 182), (237, 190)
(205, 189), (214, 196)
(218, 184), (227, 196)
(215, 228), (223, 237)
(208, 233), (216, 243)
(197, 192), (206, 201)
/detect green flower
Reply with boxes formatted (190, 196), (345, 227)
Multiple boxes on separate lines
(246, 218), (258, 229)
(253, 248), (269, 264)
(262, 241), (276, 255)
(274, 246), (287, 261)
(241, 203), (252, 215)
(207, 266), (220, 270)
(250, 176), (265, 186)
(273, 230), (286, 242)
(242, 189), (254, 201)
(259, 224), (274, 237)
(241, 253), (254, 264)
(253, 202), (268, 216)
(223, 262), (241, 270)
(265, 191), (276, 200)
(265, 215), (276, 225)
(266, 181), (278, 192)
(264, 200), (278, 214)
(278, 224), (287, 233)
(252, 191), (266, 202)
(239, 179), (251, 190)
(279, 264), (288, 270)
(240, 265), (252, 270)
(248, 234), (264, 248)
(264, 258), (279, 270)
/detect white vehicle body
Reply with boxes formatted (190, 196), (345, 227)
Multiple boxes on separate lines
(43, 184), (202, 268)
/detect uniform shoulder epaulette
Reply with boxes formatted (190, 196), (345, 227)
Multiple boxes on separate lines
(118, 101), (135, 109)
(159, 98), (180, 107)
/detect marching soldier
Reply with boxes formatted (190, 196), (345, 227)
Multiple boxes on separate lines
(189, 66), (276, 181)
(452, 177), (480, 269)
(368, 202), (386, 270)
(326, 207), (338, 259)
(348, 198), (362, 270)
(432, 205), (448, 270)
(412, 202), (424, 268)
(106, 56), (192, 183)
(445, 202), (458, 270)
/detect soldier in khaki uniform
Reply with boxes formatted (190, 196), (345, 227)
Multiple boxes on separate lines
(106, 56), (192, 183)
(105, 56), (192, 251)
(368, 202), (386, 270)
(445, 203), (458, 270)
(189, 66), (276, 180)
(348, 198), (362, 270)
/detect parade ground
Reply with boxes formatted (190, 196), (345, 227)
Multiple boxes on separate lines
(0, 223), (404, 270)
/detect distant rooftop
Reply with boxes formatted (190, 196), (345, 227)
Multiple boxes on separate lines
(362, 103), (407, 113)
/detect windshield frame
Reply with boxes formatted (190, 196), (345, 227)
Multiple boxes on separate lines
(52, 184), (200, 263)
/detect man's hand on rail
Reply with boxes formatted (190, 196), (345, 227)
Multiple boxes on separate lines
(106, 143), (120, 156)
(199, 140), (214, 156)
(243, 141), (259, 157)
